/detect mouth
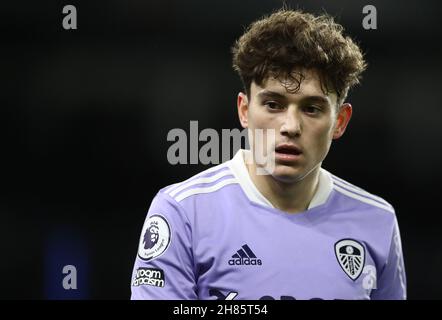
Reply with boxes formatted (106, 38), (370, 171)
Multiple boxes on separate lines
(275, 144), (302, 155)
(274, 144), (302, 162)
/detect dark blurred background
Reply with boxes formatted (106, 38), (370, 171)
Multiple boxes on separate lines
(1, 0), (441, 299)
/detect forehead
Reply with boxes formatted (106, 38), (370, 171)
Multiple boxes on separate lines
(251, 69), (338, 106)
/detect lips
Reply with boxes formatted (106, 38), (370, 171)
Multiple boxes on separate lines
(275, 144), (302, 155)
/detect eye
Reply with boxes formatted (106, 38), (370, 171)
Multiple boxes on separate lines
(304, 105), (322, 115)
(264, 101), (283, 110)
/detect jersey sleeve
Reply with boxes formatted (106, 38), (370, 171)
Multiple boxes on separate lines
(371, 217), (407, 300)
(130, 191), (197, 300)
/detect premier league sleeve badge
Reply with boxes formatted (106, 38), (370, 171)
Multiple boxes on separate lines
(138, 214), (171, 261)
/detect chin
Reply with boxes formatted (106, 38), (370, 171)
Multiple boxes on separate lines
(270, 166), (305, 184)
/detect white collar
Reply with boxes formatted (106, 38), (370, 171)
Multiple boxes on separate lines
(227, 149), (333, 210)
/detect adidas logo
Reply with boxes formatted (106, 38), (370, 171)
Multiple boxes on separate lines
(228, 244), (262, 266)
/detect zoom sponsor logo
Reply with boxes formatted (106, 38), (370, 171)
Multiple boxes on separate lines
(228, 244), (262, 266)
(132, 267), (165, 287)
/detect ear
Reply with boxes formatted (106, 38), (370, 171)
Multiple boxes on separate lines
(237, 92), (249, 129)
(333, 103), (352, 139)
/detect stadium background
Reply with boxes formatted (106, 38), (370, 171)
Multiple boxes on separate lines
(1, 0), (442, 299)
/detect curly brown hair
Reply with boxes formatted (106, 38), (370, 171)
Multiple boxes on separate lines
(232, 9), (367, 106)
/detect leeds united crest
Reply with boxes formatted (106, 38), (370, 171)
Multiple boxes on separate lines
(335, 239), (365, 281)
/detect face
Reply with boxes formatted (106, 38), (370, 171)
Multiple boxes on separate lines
(237, 68), (352, 184)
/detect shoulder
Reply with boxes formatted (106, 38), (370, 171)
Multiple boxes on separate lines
(139, 164), (236, 242)
(325, 170), (401, 264)
(325, 169), (396, 216)
(158, 161), (238, 204)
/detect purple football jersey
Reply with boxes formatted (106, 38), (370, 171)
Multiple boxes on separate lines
(131, 150), (406, 300)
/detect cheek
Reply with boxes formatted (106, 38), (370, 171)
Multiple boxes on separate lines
(306, 122), (334, 149)
(248, 105), (280, 128)
(247, 109), (279, 151)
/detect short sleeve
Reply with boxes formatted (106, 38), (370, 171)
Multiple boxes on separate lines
(371, 217), (407, 300)
(130, 192), (197, 300)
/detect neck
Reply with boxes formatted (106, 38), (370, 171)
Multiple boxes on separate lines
(246, 162), (321, 214)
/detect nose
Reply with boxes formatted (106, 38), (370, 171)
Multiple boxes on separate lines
(280, 108), (302, 137)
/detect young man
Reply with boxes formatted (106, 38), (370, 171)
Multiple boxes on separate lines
(131, 9), (406, 300)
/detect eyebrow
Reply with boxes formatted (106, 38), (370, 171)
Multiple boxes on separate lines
(303, 95), (331, 106)
(256, 90), (287, 100)
(256, 90), (331, 106)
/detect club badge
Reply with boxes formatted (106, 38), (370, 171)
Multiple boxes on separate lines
(335, 239), (365, 281)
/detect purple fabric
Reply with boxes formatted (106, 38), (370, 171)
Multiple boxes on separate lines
(131, 167), (406, 300)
